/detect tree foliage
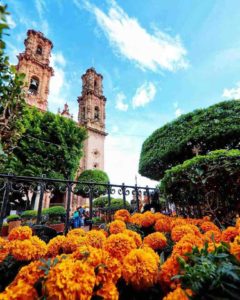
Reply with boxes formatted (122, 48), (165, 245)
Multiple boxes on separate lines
(93, 196), (130, 209)
(139, 101), (240, 180)
(77, 169), (109, 197)
(0, 5), (25, 159)
(1, 106), (87, 179)
(160, 150), (240, 223)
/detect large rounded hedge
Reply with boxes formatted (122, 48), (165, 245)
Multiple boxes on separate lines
(139, 100), (240, 180)
(76, 169), (109, 197)
(160, 149), (240, 223)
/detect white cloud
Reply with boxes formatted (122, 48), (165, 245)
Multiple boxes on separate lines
(35, 0), (47, 19)
(115, 92), (128, 111)
(48, 52), (71, 115)
(105, 134), (158, 187)
(222, 82), (240, 100)
(175, 108), (183, 117)
(6, 15), (16, 29)
(132, 82), (156, 108)
(81, 0), (188, 72)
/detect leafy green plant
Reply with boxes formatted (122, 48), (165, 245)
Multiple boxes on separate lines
(174, 243), (240, 299)
(21, 210), (37, 219)
(139, 100), (240, 180)
(46, 206), (66, 216)
(6, 214), (21, 222)
(160, 149), (240, 223)
(76, 170), (109, 197)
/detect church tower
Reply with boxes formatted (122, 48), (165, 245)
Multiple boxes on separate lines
(78, 68), (107, 172)
(16, 30), (54, 111)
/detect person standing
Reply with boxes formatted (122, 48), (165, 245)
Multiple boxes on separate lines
(73, 209), (80, 228)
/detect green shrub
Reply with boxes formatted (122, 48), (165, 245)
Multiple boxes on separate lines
(21, 210), (37, 218)
(77, 169), (109, 197)
(45, 206), (66, 216)
(7, 214), (21, 222)
(139, 100), (240, 180)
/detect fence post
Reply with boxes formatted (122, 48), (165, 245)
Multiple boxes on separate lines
(0, 177), (11, 230)
(89, 185), (93, 230)
(64, 182), (72, 235)
(107, 181), (111, 207)
(36, 175), (46, 225)
(122, 183), (126, 208)
(135, 184), (139, 212)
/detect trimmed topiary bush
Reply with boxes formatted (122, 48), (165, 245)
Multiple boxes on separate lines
(160, 149), (240, 224)
(21, 210), (37, 219)
(76, 169), (109, 197)
(7, 214), (21, 222)
(139, 100), (240, 180)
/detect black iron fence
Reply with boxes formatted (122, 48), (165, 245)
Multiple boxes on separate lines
(0, 173), (160, 234)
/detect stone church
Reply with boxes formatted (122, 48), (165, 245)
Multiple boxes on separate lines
(16, 29), (107, 208)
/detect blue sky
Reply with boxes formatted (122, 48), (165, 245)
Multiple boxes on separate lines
(3, 0), (240, 186)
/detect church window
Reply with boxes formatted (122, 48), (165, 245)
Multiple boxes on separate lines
(36, 45), (42, 55)
(94, 106), (100, 120)
(81, 106), (86, 119)
(28, 77), (39, 95)
(93, 163), (98, 169)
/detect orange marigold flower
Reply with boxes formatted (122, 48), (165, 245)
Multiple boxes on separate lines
(154, 212), (168, 221)
(109, 220), (126, 234)
(8, 226), (32, 241)
(86, 230), (106, 248)
(0, 281), (38, 300)
(123, 229), (142, 247)
(158, 256), (180, 288)
(200, 221), (219, 233)
(171, 225), (200, 242)
(141, 245), (160, 265)
(14, 260), (45, 286)
(122, 249), (159, 290)
(45, 258), (95, 300)
(47, 235), (66, 257)
(143, 232), (167, 251)
(155, 218), (171, 233)
(67, 228), (86, 237)
(104, 233), (136, 262)
(163, 287), (192, 300)
(8, 236), (47, 261)
(172, 234), (203, 259)
(203, 230), (222, 243)
(230, 235), (240, 261)
(129, 213), (144, 226)
(222, 227), (239, 242)
(73, 246), (121, 285)
(62, 235), (86, 253)
(0, 237), (9, 263)
(95, 281), (119, 300)
(170, 218), (187, 229)
(141, 211), (155, 228)
(114, 209), (131, 223)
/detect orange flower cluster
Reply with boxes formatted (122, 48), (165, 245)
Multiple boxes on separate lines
(85, 229), (106, 248)
(114, 209), (131, 222)
(163, 287), (192, 300)
(109, 220), (126, 234)
(104, 233), (137, 262)
(8, 226), (32, 241)
(1, 211), (240, 300)
(221, 226), (238, 242)
(8, 236), (47, 261)
(143, 232), (167, 250)
(45, 258), (95, 300)
(122, 248), (159, 290)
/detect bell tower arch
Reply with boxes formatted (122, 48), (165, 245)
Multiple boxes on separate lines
(77, 68), (107, 172)
(16, 30), (54, 111)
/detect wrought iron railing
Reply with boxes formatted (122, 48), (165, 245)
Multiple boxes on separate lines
(0, 173), (160, 234)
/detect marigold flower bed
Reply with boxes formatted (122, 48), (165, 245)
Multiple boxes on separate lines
(0, 209), (240, 299)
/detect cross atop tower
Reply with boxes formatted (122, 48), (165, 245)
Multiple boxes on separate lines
(16, 29), (54, 111)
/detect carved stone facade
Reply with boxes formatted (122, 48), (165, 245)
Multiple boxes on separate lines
(77, 68), (107, 174)
(16, 30), (53, 111)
